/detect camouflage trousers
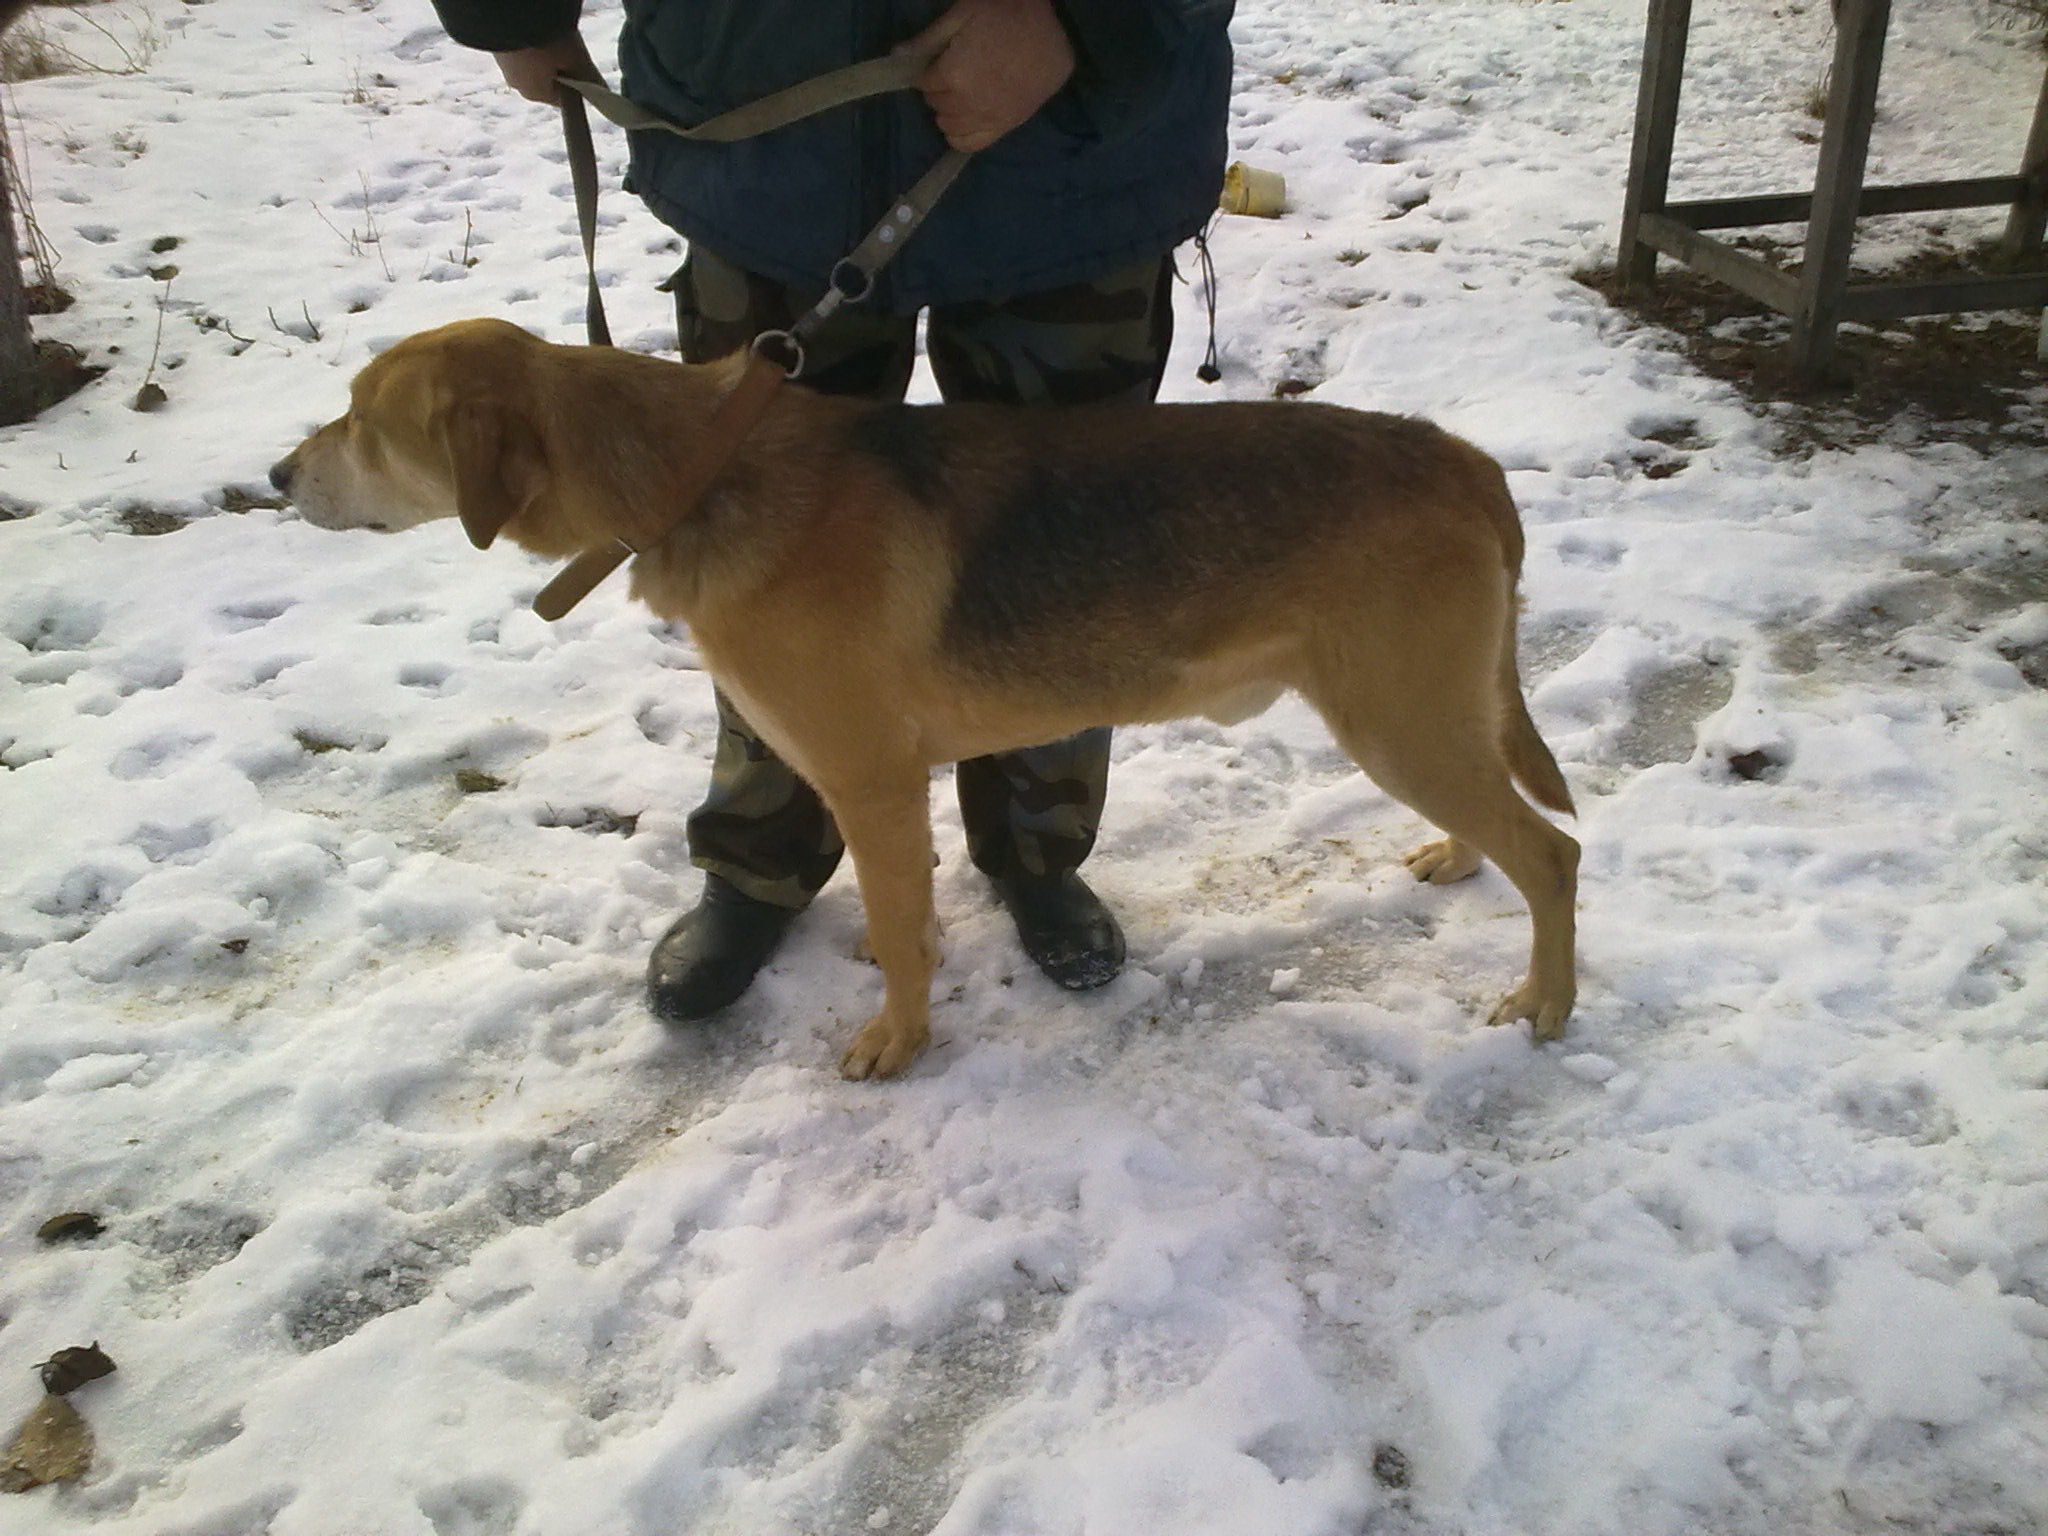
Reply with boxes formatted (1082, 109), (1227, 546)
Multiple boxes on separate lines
(668, 245), (1176, 908)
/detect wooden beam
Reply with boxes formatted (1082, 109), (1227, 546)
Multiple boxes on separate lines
(1667, 177), (2032, 230)
(1633, 215), (1802, 313)
(1840, 270), (2048, 322)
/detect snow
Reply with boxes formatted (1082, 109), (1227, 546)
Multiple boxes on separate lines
(2, 0), (2046, 1532)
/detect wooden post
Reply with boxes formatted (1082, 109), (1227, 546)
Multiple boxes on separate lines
(2001, 57), (2048, 262)
(1788, 0), (1891, 379)
(1619, 0), (1693, 291)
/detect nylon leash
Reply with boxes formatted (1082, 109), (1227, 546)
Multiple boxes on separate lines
(558, 89), (612, 350)
(558, 49), (936, 145)
(535, 67), (971, 622)
(553, 42), (946, 358)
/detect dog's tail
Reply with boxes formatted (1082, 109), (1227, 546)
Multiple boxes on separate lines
(1478, 459), (1574, 818)
(1501, 643), (1574, 816)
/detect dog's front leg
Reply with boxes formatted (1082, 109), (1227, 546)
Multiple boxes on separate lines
(829, 776), (940, 1080)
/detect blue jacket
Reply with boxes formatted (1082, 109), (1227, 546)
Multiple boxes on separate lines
(433, 1), (1234, 310)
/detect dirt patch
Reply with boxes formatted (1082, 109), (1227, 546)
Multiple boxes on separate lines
(1580, 240), (2046, 455)
(0, 338), (101, 424)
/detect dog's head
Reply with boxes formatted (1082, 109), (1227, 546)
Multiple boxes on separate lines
(269, 318), (548, 551)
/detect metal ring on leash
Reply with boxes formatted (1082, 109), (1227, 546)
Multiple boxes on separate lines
(828, 258), (876, 306)
(544, 68), (972, 616)
(751, 328), (806, 379)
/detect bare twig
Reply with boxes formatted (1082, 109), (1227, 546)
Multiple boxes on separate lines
(1, 84), (59, 292)
(266, 304), (321, 343)
(131, 277), (171, 409)
(309, 200), (366, 257)
(66, 5), (163, 75)
(142, 281), (169, 381)
(308, 177), (397, 282)
(357, 172), (394, 282)
(1, 4), (161, 82)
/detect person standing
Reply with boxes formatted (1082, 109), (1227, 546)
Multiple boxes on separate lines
(428, 0), (1235, 1020)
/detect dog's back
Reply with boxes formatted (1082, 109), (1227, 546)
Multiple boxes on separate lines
(837, 400), (1519, 697)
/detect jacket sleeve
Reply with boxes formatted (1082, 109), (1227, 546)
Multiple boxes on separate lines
(430, 0), (584, 52)
(1048, 0), (1233, 136)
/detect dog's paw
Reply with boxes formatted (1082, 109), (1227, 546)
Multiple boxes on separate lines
(839, 1014), (929, 1081)
(1487, 982), (1573, 1042)
(1404, 837), (1483, 885)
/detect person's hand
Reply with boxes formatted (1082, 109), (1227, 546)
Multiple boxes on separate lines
(907, 0), (1075, 152)
(491, 33), (601, 105)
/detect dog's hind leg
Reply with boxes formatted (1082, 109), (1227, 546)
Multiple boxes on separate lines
(827, 772), (943, 1080)
(1309, 674), (1579, 1041)
(1399, 641), (1571, 891)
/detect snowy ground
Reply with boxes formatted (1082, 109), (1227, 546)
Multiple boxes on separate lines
(3, 1), (2047, 1532)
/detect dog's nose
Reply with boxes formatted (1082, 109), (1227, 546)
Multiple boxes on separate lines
(268, 459), (295, 497)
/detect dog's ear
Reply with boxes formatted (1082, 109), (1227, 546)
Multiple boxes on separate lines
(447, 403), (545, 550)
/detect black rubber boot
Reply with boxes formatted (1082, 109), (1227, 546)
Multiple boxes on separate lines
(989, 869), (1125, 991)
(647, 875), (801, 1022)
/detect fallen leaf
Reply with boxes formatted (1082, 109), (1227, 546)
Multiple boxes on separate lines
(35, 1213), (105, 1244)
(38, 1344), (117, 1397)
(0, 1395), (93, 1493)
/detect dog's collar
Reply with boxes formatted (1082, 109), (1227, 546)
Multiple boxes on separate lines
(532, 143), (971, 622)
(531, 350), (787, 621)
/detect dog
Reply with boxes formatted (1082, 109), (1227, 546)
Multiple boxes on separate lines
(271, 318), (1579, 1079)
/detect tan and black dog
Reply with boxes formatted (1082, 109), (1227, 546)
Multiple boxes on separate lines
(272, 318), (1579, 1079)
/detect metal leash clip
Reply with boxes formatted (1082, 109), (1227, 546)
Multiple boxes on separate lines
(538, 63), (972, 616)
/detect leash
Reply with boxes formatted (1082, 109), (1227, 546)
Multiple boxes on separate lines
(560, 49), (936, 145)
(532, 54), (971, 622)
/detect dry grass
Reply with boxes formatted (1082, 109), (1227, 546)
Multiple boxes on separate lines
(2, 2), (162, 421)
(1, 2), (160, 84)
